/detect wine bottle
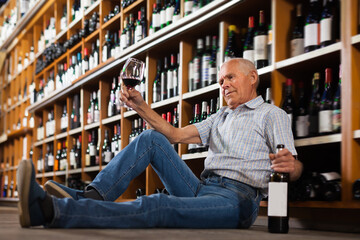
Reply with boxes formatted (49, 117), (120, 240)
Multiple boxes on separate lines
(268, 144), (289, 234)
(254, 10), (268, 69)
(161, 56), (168, 101)
(167, 54), (175, 99)
(193, 38), (203, 91)
(201, 35), (211, 88)
(70, 138), (76, 169)
(281, 79), (296, 134)
(75, 136), (82, 169)
(320, 0), (339, 48)
(312, 172), (341, 201)
(319, 68), (333, 135)
(90, 130), (96, 166)
(304, 0), (321, 52)
(152, 59), (162, 103)
(153, 2), (161, 32)
(290, 3), (304, 57)
(308, 72), (321, 136)
(243, 16), (255, 63)
(102, 129), (112, 165)
(332, 65), (341, 133)
(224, 25), (239, 62)
(85, 134), (91, 167)
(295, 81), (309, 138)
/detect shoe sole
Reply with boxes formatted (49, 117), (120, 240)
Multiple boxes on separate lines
(44, 181), (72, 199)
(17, 160), (32, 228)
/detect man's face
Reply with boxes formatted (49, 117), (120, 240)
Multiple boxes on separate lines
(218, 61), (256, 110)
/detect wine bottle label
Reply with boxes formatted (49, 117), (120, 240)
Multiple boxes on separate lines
(320, 18), (332, 43)
(173, 14), (181, 23)
(167, 70), (174, 90)
(194, 58), (201, 86)
(290, 38), (304, 57)
(209, 66), (217, 83)
(243, 50), (255, 63)
(37, 159), (42, 171)
(319, 110), (332, 133)
(135, 26), (142, 43)
(332, 109), (341, 132)
(268, 182), (288, 217)
(104, 152), (112, 163)
(90, 146), (96, 156)
(160, 10), (166, 26)
(321, 172), (341, 181)
(83, 60), (89, 73)
(254, 35), (268, 61)
(304, 23), (319, 47)
(153, 13), (160, 29)
(85, 154), (90, 166)
(184, 2), (193, 14)
(166, 6), (175, 23)
(202, 55), (211, 86)
(296, 115), (309, 137)
(70, 152), (75, 166)
(94, 110), (100, 122)
(118, 139), (122, 151)
(287, 113), (293, 126)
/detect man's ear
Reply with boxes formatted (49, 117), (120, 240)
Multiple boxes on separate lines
(249, 70), (258, 86)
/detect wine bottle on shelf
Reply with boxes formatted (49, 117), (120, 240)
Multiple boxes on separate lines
(281, 79), (296, 134)
(312, 172), (341, 201)
(85, 134), (91, 167)
(167, 54), (175, 99)
(243, 16), (255, 63)
(153, 1), (161, 32)
(265, 88), (272, 104)
(160, 0), (166, 29)
(268, 144), (289, 234)
(111, 125), (119, 158)
(152, 59), (162, 103)
(254, 10), (268, 69)
(320, 0), (340, 48)
(70, 138), (76, 169)
(61, 105), (68, 133)
(188, 104), (200, 153)
(290, 3), (304, 57)
(96, 128), (101, 165)
(161, 56), (168, 101)
(332, 65), (341, 133)
(308, 72), (321, 136)
(75, 136), (82, 169)
(319, 68), (333, 135)
(82, 48), (89, 75)
(102, 129), (112, 165)
(173, 0), (181, 23)
(304, 0), (321, 52)
(55, 142), (61, 171)
(193, 38), (203, 91)
(224, 25), (240, 62)
(166, 0), (175, 26)
(295, 81), (309, 138)
(201, 35), (211, 88)
(90, 130), (96, 166)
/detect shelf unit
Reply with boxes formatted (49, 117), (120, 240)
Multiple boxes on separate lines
(0, 0), (359, 226)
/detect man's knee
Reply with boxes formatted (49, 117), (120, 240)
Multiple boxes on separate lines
(139, 129), (167, 142)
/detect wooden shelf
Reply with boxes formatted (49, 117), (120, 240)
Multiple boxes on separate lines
(123, 109), (138, 118)
(69, 127), (82, 136)
(85, 28), (100, 43)
(102, 114), (122, 125)
(84, 121), (100, 131)
(43, 136), (55, 144)
(84, 166), (100, 172)
(56, 131), (68, 140)
(182, 151), (208, 161)
(150, 96), (180, 110)
(68, 168), (82, 174)
(84, 0), (100, 17)
(101, 13), (121, 30)
(68, 14), (83, 31)
(182, 84), (219, 100)
(123, 0), (145, 14)
(351, 34), (360, 45)
(294, 134), (341, 147)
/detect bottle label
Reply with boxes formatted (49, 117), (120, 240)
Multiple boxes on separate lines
(290, 38), (304, 57)
(319, 110), (332, 133)
(287, 113), (293, 126)
(173, 14), (181, 23)
(90, 146), (96, 156)
(194, 58), (201, 86)
(243, 50), (255, 63)
(153, 13), (160, 29)
(268, 182), (288, 217)
(85, 154), (90, 166)
(160, 9), (166, 26)
(184, 2), (193, 14)
(135, 25), (142, 43)
(70, 152), (75, 166)
(332, 109), (341, 132)
(104, 152), (112, 163)
(304, 23), (319, 47)
(254, 35), (268, 61)
(48, 156), (54, 167)
(296, 115), (309, 137)
(320, 18), (332, 43)
(202, 55), (211, 86)
(321, 172), (341, 181)
(167, 70), (174, 90)
(94, 110), (100, 122)
(166, 6), (175, 23)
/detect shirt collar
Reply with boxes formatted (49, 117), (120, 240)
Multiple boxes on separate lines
(224, 96), (264, 114)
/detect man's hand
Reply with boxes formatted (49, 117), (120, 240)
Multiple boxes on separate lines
(269, 148), (302, 181)
(119, 85), (145, 110)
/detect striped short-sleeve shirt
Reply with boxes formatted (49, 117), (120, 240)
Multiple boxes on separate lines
(194, 96), (297, 195)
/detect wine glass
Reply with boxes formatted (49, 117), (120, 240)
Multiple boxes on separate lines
(120, 58), (145, 89)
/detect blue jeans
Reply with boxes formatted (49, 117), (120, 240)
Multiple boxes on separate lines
(49, 130), (262, 228)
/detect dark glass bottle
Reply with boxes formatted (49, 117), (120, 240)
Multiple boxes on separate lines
(224, 25), (239, 62)
(319, 68), (333, 135)
(320, 0), (340, 47)
(75, 136), (82, 169)
(254, 10), (269, 69)
(102, 130), (112, 165)
(290, 3), (304, 57)
(152, 60), (162, 103)
(90, 130), (96, 166)
(268, 144), (289, 234)
(304, 0), (321, 52)
(281, 79), (296, 135)
(308, 73), (321, 136)
(193, 38), (204, 91)
(332, 65), (341, 133)
(243, 16), (255, 63)
(295, 81), (309, 138)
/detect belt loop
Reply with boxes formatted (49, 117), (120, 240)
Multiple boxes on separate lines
(219, 175), (226, 187)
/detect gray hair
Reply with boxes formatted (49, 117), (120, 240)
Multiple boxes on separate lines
(221, 58), (259, 89)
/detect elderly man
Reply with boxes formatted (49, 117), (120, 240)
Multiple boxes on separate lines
(17, 58), (302, 228)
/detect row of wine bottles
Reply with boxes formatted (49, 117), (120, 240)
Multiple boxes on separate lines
(280, 65), (341, 138)
(188, 97), (219, 154)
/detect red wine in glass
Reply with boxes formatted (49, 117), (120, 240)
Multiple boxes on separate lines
(123, 78), (141, 88)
